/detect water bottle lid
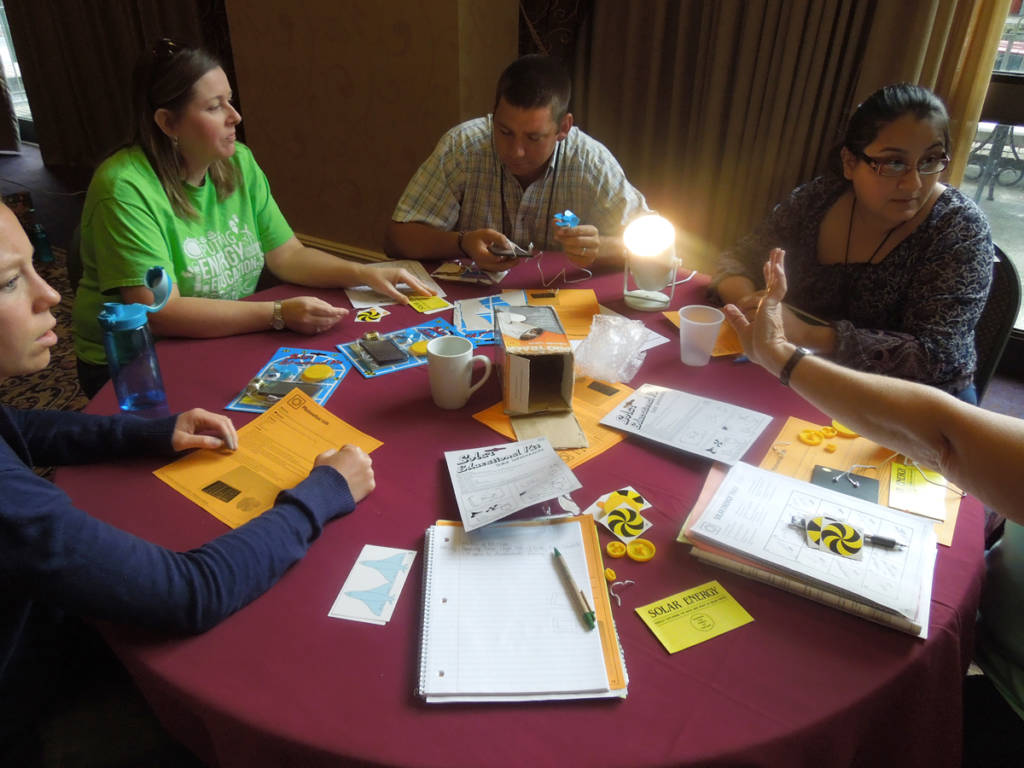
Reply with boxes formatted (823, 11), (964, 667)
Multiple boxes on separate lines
(96, 266), (173, 330)
(97, 301), (148, 331)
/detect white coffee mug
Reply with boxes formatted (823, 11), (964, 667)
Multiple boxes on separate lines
(427, 336), (492, 409)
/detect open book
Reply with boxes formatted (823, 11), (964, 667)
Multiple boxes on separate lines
(417, 515), (627, 702)
(680, 463), (938, 638)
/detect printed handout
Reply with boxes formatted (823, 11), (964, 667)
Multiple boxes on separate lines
(600, 383), (772, 465)
(444, 437), (581, 531)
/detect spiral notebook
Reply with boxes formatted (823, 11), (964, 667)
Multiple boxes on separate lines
(417, 515), (627, 702)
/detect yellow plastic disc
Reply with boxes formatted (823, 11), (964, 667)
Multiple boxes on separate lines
(301, 364), (334, 382)
(797, 429), (824, 446)
(409, 340), (429, 356)
(604, 567), (617, 582)
(831, 420), (859, 438)
(606, 541), (627, 558)
(626, 539), (656, 562)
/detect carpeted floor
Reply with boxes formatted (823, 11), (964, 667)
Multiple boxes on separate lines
(0, 247), (88, 413)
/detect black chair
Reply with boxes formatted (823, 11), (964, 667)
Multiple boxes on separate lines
(66, 224), (82, 295)
(974, 244), (1021, 404)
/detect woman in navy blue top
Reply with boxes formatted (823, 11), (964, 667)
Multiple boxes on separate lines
(0, 202), (375, 756)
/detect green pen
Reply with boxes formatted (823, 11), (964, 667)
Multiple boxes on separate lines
(553, 547), (596, 630)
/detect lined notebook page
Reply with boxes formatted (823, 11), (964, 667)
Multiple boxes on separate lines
(419, 519), (611, 698)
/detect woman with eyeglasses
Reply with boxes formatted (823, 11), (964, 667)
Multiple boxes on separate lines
(72, 40), (433, 397)
(711, 83), (993, 403)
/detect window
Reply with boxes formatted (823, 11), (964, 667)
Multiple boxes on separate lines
(966, 3), (1024, 330)
(0, 1), (31, 138)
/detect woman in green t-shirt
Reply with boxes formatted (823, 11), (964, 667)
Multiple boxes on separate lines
(73, 40), (433, 396)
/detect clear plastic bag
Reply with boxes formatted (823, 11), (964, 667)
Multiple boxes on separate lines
(574, 314), (648, 383)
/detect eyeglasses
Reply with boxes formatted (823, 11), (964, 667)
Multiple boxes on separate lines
(854, 150), (949, 177)
(151, 38), (180, 61)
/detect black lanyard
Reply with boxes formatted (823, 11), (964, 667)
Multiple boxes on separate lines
(499, 140), (560, 249)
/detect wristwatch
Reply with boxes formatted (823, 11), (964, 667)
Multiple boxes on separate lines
(779, 346), (809, 386)
(271, 300), (285, 330)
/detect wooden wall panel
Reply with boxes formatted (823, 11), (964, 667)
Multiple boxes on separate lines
(225, 1), (516, 257)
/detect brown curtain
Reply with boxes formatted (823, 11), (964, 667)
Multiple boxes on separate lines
(5, 0), (237, 170)
(854, 0), (1012, 186)
(574, 0), (1009, 274)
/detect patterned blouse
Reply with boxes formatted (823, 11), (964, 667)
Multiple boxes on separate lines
(711, 176), (993, 394)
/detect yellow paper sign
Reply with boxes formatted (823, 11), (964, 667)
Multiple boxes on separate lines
(154, 388), (382, 528)
(888, 462), (950, 521)
(408, 295), (454, 314)
(636, 580), (753, 653)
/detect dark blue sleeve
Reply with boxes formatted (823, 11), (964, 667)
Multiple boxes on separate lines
(0, 436), (355, 633)
(5, 407), (178, 465)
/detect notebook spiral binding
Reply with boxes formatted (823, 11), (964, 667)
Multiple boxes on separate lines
(415, 525), (436, 696)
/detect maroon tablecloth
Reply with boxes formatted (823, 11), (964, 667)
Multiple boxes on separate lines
(57, 256), (985, 768)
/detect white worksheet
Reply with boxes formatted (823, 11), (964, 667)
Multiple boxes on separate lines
(445, 437), (581, 531)
(600, 383), (771, 464)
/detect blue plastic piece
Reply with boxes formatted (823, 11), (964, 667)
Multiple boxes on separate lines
(553, 210), (580, 228)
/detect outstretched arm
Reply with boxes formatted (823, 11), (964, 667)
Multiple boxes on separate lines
(725, 249), (1024, 520)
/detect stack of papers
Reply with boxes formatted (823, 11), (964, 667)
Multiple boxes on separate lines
(681, 462), (938, 637)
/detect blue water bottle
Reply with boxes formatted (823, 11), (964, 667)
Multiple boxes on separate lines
(28, 222), (54, 263)
(97, 267), (172, 418)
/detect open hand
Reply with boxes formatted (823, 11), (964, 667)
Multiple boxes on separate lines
(723, 248), (789, 370)
(359, 266), (436, 304)
(281, 296), (348, 334)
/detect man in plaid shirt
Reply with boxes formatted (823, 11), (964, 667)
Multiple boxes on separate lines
(385, 55), (648, 273)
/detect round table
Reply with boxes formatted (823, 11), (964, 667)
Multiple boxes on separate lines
(57, 257), (985, 768)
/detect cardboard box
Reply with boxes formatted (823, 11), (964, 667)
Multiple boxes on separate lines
(494, 305), (574, 416)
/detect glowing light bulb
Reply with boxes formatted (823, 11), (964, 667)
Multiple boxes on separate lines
(622, 215), (679, 308)
(623, 215), (675, 258)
